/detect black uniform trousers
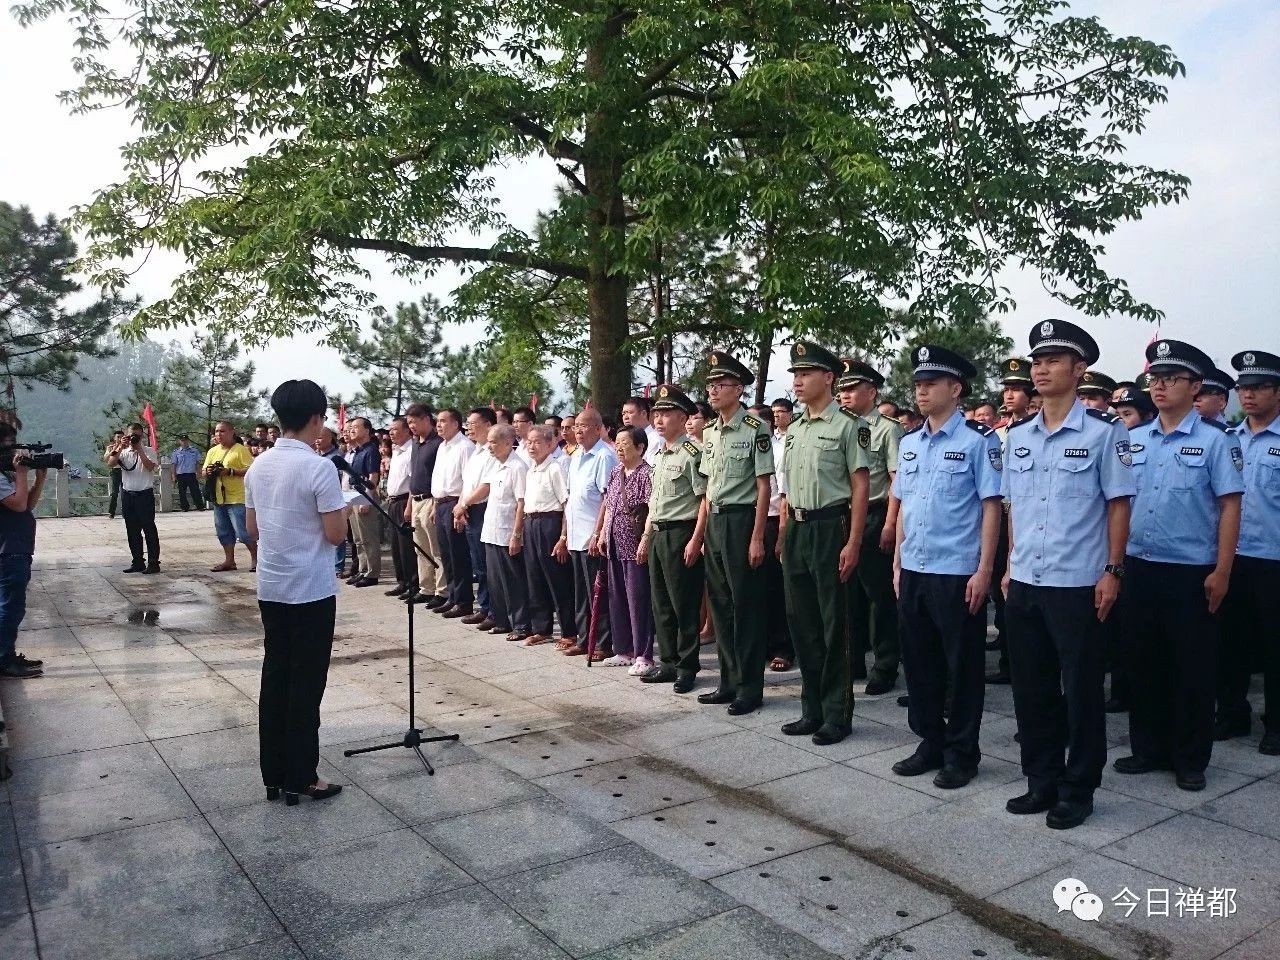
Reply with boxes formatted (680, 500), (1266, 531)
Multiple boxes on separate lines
(1105, 584), (1133, 707)
(1005, 581), (1106, 803)
(175, 473), (205, 511)
(524, 513), (576, 638)
(120, 489), (160, 567)
(1125, 557), (1217, 773)
(704, 507), (767, 702)
(386, 494), (417, 593)
(850, 501), (899, 684)
(433, 498), (473, 610)
(762, 516), (793, 662)
(989, 512), (1010, 674)
(898, 570), (986, 770)
(1218, 554), (1280, 732)
(571, 549), (611, 652)
(649, 520), (705, 676)
(258, 595), (336, 792)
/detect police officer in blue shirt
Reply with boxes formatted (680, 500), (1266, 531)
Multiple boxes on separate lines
(1193, 367), (1234, 426)
(1217, 349), (1280, 756)
(1000, 320), (1135, 830)
(890, 346), (1003, 789)
(1113, 340), (1243, 791)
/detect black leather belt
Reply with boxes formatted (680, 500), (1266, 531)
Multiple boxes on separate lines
(388, 493), (408, 501)
(709, 503), (753, 515)
(436, 495), (459, 504)
(788, 501), (850, 522)
(526, 511), (563, 519)
(653, 518), (696, 530)
(412, 493), (432, 501)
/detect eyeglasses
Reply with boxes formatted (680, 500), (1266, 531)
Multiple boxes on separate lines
(705, 382), (739, 393)
(1148, 374), (1194, 387)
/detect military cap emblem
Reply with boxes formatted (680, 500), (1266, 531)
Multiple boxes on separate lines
(918, 346), (930, 362)
(1008, 360), (1018, 371)
(842, 359), (851, 373)
(858, 426), (871, 449)
(1156, 341), (1171, 358)
(709, 354), (719, 366)
(1243, 352), (1256, 366)
(1040, 321), (1054, 337)
(658, 386), (669, 398)
(795, 344), (807, 356)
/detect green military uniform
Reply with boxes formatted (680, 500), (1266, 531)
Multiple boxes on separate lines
(781, 342), (871, 741)
(643, 385), (707, 685)
(837, 357), (904, 692)
(699, 350), (775, 711)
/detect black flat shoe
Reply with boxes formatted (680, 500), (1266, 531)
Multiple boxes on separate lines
(1175, 771), (1206, 792)
(1260, 732), (1280, 756)
(811, 724), (850, 746)
(354, 577), (379, 588)
(672, 675), (696, 694)
(1006, 789), (1057, 815)
(985, 670), (1011, 685)
(864, 677), (895, 696)
(697, 688), (735, 705)
(1213, 716), (1251, 741)
(1113, 755), (1172, 775)
(122, 564), (146, 574)
(781, 718), (822, 736)
(284, 783), (343, 806)
(933, 765), (978, 790)
(892, 752), (942, 777)
(266, 787), (281, 801)
(144, 563), (161, 574)
(726, 698), (761, 716)
(639, 667), (676, 684)
(1103, 697), (1128, 714)
(1046, 798), (1093, 830)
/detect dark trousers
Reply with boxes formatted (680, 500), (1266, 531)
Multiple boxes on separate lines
(851, 502), (899, 683)
(465, 504), (489, 614)
(486, 542), (529, 633)
(1105, 585), (1133, 706)
(990, 513), (1010, 674)
(386, 495), (417, 592)
(762, 517), (792, 661)
(898, 570), (986, 769)
(175, 473), (205, 511)
(1125, 557), (1217, 773)
(1219, 554), (1280, 733)
(783, 512), (853, 730)
(704, 509), (766, 701)
(649, 521), (704, 676)
(607, 532), (652, 660)
(1005, 581), (1107, 802)
(108, 467), (122, 516)
(434, 499), (473, 610)
(0, 553), (33, 662)
(571, 549), (611, 652)
(524, 514), (576, 638)
(121, 489), (160, 567)
(258, 595), (336, 792)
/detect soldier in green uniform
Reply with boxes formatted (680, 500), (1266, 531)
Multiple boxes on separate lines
(638, 384), (708, 694)
(837, 357), (904, 694)
(697, 350), (775, 715)
(779, 341), (871, 745)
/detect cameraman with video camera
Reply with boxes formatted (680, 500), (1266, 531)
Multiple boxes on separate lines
(0, 422), (49, 678)
(106, 422), (161, 574)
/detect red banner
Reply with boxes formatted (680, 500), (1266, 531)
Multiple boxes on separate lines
(142, 402), (158, 451)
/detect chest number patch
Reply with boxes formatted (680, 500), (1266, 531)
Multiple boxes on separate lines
(1179, 446), (1204, 456)
(943, 451), (966, 461)
(1064, 448), (1089, 458)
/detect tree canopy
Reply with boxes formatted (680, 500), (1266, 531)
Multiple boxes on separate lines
(339, 296), (446, 418)
(21, 0), (1187, 413)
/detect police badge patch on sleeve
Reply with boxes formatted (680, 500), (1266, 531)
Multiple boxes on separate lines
(858, 426), (871, 449)
(988, 447), (1003, 471)
(1116, 439), (1133, 467)
(1231, 445), (1244, 471)
(756, 435), (770, 453)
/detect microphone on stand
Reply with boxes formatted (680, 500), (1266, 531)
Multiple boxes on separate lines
(329, 455), (369, 490)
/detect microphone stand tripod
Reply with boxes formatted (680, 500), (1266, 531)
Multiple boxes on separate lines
(339, 473), (459, 774)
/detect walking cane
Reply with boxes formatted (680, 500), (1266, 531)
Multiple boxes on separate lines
(585, 567), (607, 667)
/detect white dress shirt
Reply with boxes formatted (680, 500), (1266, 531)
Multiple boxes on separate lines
(513, 443), (534, 468)
(644, 423), (662, 465)
(480, 456), (527, 546)
(245, 438), (346, 604)
(430, 432), (474, 498)
(463, 448), (496, 501)
(524, 455), (570, 513)
(117, 446), (159, 492)
(768, 434), (785, 517)
(386, 439), (413, 496)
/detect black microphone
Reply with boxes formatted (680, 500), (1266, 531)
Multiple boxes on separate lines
(330, 455), (368, 490)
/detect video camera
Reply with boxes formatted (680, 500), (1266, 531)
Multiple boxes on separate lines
(0, 443), (66, 472)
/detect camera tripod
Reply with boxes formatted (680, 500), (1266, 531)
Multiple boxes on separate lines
(339, 475), (459, 773)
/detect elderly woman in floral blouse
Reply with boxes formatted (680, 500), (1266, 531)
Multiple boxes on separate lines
(589, 427), (654, 673)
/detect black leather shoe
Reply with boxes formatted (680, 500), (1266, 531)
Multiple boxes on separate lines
(284, 782), (343, 806)
(425, 595), (449, 608)
(441, 606), (473, 619)
(384, 585), (408, 596)
(727, 698), (761, 716)
(1006, 789), (1057, 815)
(1260, 732), (1280, 756)
(639, 667), (676, 684)
(345, 573), (362, 585)
(1175, 771), (1206, 791)
(896, 695), (910, 708)
(985, 638), (1000, 651)
(672, 675), (696, 694)
(933, 765), (977, 790)
(811, 724), (850, 746)
(697, 688), (735, 705)
(144, 563), (161, 574)
(1113, 755), (1172, 775)
(1046, 798), (1093, 830)
(985, 670), (1011, 685)
(1214, 716), (1251, 741)
(14, 653), (44, 668)
(891, 752), (942, 777)
(354, 576), (379, 587)
(122, 564), (146, 574)
(864, 677), (895, 695)
(781, 718), (822, 736)
(1103, 697), (1128, 714)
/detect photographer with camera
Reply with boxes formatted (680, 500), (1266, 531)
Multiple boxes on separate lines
(106, 422), (161, 574)
(1, 422), (48, 678)
(202, 421), (257, 572)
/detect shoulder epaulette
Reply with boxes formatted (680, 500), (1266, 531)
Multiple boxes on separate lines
(839, 408), (863, 421)
(903, 425), (923, 437)
(742, 413), (762, 430)
(1085, 408), (1120, 424)
(964, 419), (994, 436)
(682, 440), (700, 456)
(1200, 416), (1229, 432)
(1007, 416), (1035, 430)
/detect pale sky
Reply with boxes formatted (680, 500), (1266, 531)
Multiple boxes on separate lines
(1, 0), (1276, 405)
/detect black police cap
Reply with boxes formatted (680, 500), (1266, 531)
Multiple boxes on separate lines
(910, 344), (977, 388)
(1146, 339), (1214, 380)
(1027, 319), (1100, 366)
(1231, 350), (1280, 387)
(1198, 367), (1235, 396)
(1112, 385), (1155, 417)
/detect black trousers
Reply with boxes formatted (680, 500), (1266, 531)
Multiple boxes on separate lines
(762, 516), (793, 661)
(1218, 554), (1280, 732)
(851, 502), (899, 683)
(120, 489), (160, 567)
(175, 473), (204, 510)
(1105, 585), (1133, 706)
(571, 549), (611, 652)
(1005, 581), (1107, 802)
(386, 494), (417, 592)
(1125, 557), (1217, 773)
(486, 542), (529, 633)
(649, 520), (705, 676)
(258, 595), (336, 792)
(898, 570), (986, 769)
(525, 514), (576, 638)
(108, 467), (122, 516)
(434, 499), (473, 609)
(989, 513), (1010, 673)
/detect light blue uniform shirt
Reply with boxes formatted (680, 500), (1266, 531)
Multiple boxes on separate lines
(1234, 414), (1280, 561)
(1001, 400), (1136, 588)
(1127, 410), (1244, 565)
(894, 409), (1003, 575)
(566, 439), (618, 552)
(171, 446), (200, 474)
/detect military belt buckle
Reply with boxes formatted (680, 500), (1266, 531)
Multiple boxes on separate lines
(793, 507), (808, 522)
(710, 503), (722, 515)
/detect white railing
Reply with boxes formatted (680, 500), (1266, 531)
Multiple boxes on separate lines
(33, 469), (180, 518)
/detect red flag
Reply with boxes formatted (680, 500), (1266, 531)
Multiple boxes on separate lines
(142, 402), (158, 451)
(529, 392), (539, 412)
(584, 398), (591, 410)
(1143, 329), (1160, 372)
(337, 403), (346, 431)
(643, 384), (651, 399)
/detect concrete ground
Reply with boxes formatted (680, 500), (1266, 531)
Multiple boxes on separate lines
(1, 512), (1278, 960)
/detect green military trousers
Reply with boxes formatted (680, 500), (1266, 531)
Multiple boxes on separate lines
(648, 521), (705, 677)
(704, 509), (767, 702)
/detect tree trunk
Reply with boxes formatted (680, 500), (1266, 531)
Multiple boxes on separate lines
(754, 324), (773, 405)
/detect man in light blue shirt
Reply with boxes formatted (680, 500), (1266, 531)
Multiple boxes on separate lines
(890, 345), (1003, 790)
(170, 434), (205, 511)
(1113, 340), (1243, 792)
(1217, 349), (1280, 756)
(1000, 319), (1134, 831)
(562, 407), (617, 657)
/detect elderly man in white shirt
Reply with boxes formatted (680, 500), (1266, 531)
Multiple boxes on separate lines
(478, 424), (531, 642)
(563, 407), (618, 657)
(383, 416), (418, 600)
(429, 408), (476, 617)
(244, 379), (347, 806)
(453, 408), (498, 628)
(521, 424), (578, 646)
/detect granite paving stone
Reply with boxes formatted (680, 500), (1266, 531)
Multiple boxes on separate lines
(649, 729), (829, 789)
(745, 763), (941, 839)
(0, 913), (38, 960)
(360, 757), (545, 824)
(536, 756), (713, 823)
(580, 905), (841, 960)
(1216, 919), (1280, 960)
(11, 768), (198, 844)
(1192, 779), (1280, 841)
(472, 724), (639, 779)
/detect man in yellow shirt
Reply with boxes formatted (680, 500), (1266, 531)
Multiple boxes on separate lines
(203, 421), (257, 572)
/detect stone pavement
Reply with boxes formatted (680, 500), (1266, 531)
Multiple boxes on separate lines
(2, 513), (1278, 960)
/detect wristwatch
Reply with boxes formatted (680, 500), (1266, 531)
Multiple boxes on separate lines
(1104, 563), (1125, 579)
